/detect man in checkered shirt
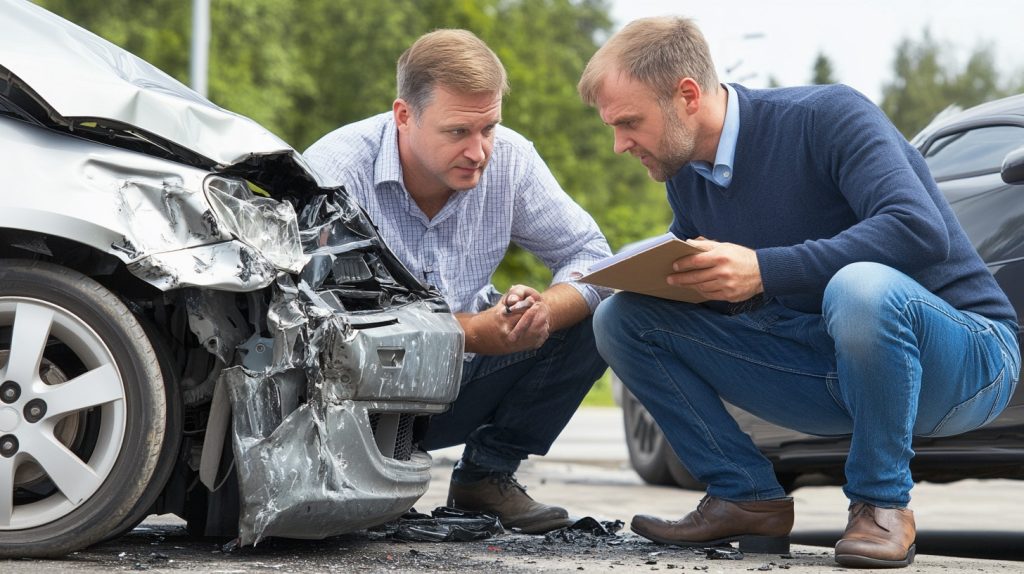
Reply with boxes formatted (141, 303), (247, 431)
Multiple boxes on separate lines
(305, 29), (611, 534)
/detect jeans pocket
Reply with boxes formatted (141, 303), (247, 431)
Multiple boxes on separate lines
(922, 359), (1014, 438)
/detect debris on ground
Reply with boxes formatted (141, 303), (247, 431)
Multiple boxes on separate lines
(376, 507), (505, 542)
(706, 546), (745, 560)
(542, 516), (625, 544)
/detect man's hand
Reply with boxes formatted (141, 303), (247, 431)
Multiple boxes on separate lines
(667, 239), (763, 302)
(460, 284), (551, 354)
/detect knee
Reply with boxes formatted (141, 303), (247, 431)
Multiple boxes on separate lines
(825, 262), (904, 314)
(824, 262), (905, 345)
(593, 292), (644, 358)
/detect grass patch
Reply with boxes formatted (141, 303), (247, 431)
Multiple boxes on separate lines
(581, 369), (616, 407)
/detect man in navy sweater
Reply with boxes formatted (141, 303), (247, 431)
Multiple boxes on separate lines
(578, 17), (1020, 568)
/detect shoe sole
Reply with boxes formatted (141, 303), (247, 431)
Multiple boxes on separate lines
(634, 529), (791, 554)
(835, 545), (916, 568)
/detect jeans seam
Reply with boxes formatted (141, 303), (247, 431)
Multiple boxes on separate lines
(898, 299), (1015, 437)
(641, 328), (832, 379)
(640, 328), (771, 495)
(925, 364), (1005, 437)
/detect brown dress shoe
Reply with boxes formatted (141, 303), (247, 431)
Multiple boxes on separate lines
(447, 474), (574, 534)
(631, 495), (793, 553)
(835, 503), (916, 568)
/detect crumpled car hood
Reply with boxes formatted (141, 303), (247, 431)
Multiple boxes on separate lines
(0, 0), (308, 173)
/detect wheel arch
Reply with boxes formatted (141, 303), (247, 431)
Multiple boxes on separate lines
(0, 228), (160, 302)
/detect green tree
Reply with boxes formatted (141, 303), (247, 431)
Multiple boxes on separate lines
(881, 30), (1008, 137)
(811, 52), (836, 84)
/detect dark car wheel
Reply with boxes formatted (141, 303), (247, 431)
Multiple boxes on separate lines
(622, 385), (677, 486)
(0, 260), (165, 558)
(622, 385), (706, 491)
(665, 451), (706, 491)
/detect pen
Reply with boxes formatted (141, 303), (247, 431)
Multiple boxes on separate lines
(504, 299), (534, 314)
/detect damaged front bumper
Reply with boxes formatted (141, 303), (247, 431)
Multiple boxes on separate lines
(227, 385), (440, 545)
(225, 297), (463, 546)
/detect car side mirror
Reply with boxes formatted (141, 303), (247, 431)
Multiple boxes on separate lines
(1002, 146), (1024, 184)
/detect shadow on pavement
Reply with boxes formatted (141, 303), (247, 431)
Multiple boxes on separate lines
(793, 530), (1024, 562)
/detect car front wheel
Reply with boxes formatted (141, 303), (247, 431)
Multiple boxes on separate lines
(0, 260), (165, 558)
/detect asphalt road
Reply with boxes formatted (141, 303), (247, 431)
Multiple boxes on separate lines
(430, 407), (1024, 563)
(2, 407), (1021, 573)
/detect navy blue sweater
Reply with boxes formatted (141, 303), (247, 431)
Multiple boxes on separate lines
(668, 84), (1016, 322)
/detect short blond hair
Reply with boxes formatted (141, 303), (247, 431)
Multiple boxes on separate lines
(397, 29), (509, 116)
(578, 17), (719, 106)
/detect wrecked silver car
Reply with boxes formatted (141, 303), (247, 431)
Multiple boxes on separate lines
(0, 0), (462, 557)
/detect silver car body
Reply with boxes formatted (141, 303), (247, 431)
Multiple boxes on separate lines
(0, 0), (462, 546)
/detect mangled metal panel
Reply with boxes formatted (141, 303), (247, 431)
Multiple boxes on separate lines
(227, 371), (441, 546)
(0, 116), (308, 293)
(224, 280), (462, 545)
(126, 241), (281, 292)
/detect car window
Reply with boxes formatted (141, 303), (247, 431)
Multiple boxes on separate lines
(923, 125), (1024, 181)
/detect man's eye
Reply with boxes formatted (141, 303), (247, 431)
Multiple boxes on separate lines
(450, 129), (467, 136)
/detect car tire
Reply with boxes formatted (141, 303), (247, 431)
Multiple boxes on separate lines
(665, 451), (706, 491)
(0, 260), (165, 558)
(621, 386), (675, 486)
(100, 318), (182, 542)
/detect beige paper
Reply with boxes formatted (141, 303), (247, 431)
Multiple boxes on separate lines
(580, 234), (708, 303)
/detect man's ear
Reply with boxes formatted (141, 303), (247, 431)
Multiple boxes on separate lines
(675, 77), (702, 115)
(393, 99), (412, 131)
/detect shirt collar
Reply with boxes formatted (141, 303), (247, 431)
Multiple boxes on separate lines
(373, 114), (403, 187)
(691, 83), (740, 188)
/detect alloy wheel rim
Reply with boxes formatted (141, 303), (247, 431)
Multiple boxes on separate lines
(0, 297), (126, 530)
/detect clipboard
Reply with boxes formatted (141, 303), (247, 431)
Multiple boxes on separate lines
(579, 233), (708, 303)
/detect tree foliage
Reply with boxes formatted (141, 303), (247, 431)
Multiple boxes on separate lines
(37, 0), (671, 290)
(880, 30), (1013, 138)
(811, 52), (837, 85)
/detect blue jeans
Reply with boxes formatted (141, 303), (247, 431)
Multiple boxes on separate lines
(421, 316), (607, 474)
(594, 262), (1019, 507)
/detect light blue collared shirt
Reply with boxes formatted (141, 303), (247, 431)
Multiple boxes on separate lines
(303, 112), (612, 318)
(691, 83), (740, 188)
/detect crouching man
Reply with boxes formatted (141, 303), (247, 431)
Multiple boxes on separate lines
(578, 16), (1019, 567)
(305, 29), (612, 533)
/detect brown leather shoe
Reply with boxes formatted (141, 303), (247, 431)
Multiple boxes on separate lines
(447, 474), (574, 534)
(631, 495), (793, 553)
(835, 503), (916, 568)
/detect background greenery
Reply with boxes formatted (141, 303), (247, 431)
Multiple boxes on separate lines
(36, 0), (1024, 406)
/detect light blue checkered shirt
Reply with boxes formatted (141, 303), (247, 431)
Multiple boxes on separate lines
(303, 112), (611, 315)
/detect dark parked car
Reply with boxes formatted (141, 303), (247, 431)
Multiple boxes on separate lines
(0, 0), (462, 557)
(619, 93), (1024, 492)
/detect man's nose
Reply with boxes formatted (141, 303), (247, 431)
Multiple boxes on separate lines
(613, 129), (633, 155)
(464, 135), (487, 163)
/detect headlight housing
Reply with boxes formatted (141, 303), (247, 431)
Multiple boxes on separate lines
(204, 175), (309, 273)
